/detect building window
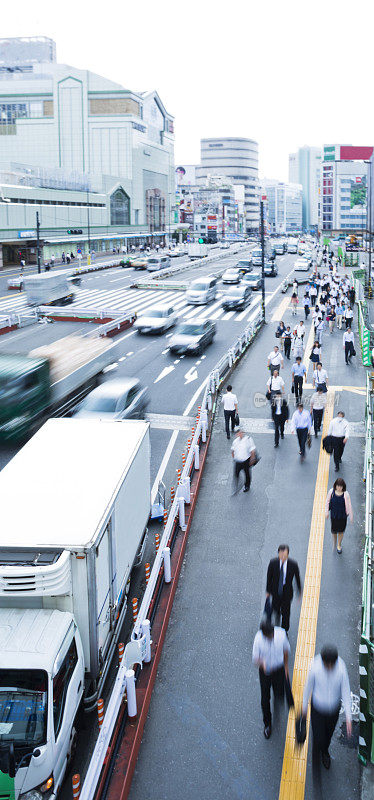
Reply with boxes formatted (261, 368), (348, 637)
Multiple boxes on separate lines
(110, 188), (130, 226)
(89, 97), (140, 116)
(145, 188), (166, 232)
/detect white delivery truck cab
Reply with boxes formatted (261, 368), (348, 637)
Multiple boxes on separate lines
(0, 418), (150, 800)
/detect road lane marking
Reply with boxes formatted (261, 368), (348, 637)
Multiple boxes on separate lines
(271, 296), (289, 323)
(278, 390), (335, 800)
(154, 365), (175, 384)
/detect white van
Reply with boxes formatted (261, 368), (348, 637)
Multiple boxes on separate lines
(185, 275), (218, 305)
(147, 255), (171, 272)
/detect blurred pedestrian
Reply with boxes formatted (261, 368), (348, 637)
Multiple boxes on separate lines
(310, 388), (327, 438)
(252, 619), (290, 740)
(313, 362), (328, 393)
(327, 411), (349, 472)
(276, 321), (286, 352)
(345, 305), (353, 328)
(265, 544), (302, 631)
(291, 356), (306, 403)
(302, 645), (351, 769)
(271, 395), (288, 447)
(231, 429), (256, 494)
(343, 327), (355, 364)
(325, 477), (353, 553)
(282, 326), (292, 360)
(291, 403), (312, 460)
(335, 301), (343, 330)
(291, 290), (298, 316)
(309, 284), (317, 307)
(222, 384), (238, 440)
(309, 340), (321, 366)
(303, 294), (310, 320)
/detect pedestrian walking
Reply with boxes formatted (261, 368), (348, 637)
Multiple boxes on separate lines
(266, 368), (285, 400)
(315, 317), (324, 345)
(325, 477), (353, 553)
(20, 259), (25, 272)
(291, 356), (306, 403)
(327, 411), (349, 472)
(295, 320), (305, 341)
(271, 395), (289, 447)
(313, 361), (328, 393)
(291, 291), (299, 316)
(231, 429), (256, 494)
(50, 253), (55, 267)
(275, 321), (286, 352)
(302, 645), (351, 769)
(345, 305), (353, 329)
(267, 345), (284, 375)
(282, 326), (292, 360)
(343, 327), (355, 364)
(303, 294), (310, 320)
(309, 284), (317, 307)
(349, 286), (355, 308)
(252, 619), (290, 740)
(265, 544), (302, 631)
(309, 340), (321, 366)
(335, 302), (343, 330)
(291, 404), (312, 460)
(327, 307), (336, 333)
(222, 384), (238, 440)
(61, 251), (66, 264)
(310, 388), (327, 438)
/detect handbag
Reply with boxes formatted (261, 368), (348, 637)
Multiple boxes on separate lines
(266, 377), (273, 402)
(285, 674), (294, 708)
(251, 449), (261, 467)
(322, 434), (333, 454)
(307, 433), (312, 449)
(234, 412), (240, 427)
(291, 384), (295, 394)
(295, 714), (307, 745)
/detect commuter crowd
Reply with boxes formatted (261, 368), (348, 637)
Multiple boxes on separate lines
(222, 246), (356, 768)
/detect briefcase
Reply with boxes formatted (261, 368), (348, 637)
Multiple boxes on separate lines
(322, 434), (333, 454)
(234, 412), (240, 427)
(295, 714), (307, 745)
(285, 675), (294, 708)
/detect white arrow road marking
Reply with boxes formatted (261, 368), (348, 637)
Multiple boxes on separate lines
(184, 366), (198, 385)
(162, 348), (170, 354)
(154, 365), (175, 384)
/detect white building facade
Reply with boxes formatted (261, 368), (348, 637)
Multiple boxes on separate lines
(263, 180), (303, 234)
(288, 146), (321, 231)
(196, 138), (259, 233)
(321, 144), (373, 235)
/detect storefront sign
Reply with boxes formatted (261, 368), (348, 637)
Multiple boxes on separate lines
(18, 230), (36, 239)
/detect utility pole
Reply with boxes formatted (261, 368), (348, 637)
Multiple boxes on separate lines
(87, 188), (91, 263)
(260, 199), (266, 322)
(36, 210), (41, 273)
(369, 176), (372, 294)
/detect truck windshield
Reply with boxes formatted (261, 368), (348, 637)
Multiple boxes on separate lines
(0, 670), (48, 746)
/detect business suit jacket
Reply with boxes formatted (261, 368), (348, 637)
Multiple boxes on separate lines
(266, 558), (302, 603)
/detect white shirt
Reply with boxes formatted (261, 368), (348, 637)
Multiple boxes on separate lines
(223, 392), (238, 411)
(310, 392), (327, 411)
(295, 324), (305, 338)
(345, 307), (353, 318)
(343, 331), (354, 345)
(267, 375), (285, 392)
(252, 627), (290, 675)
(310, 286), (317, 296)
(313, 367), (328, 385)
(231, 434), (255, 463)
(268, 350), (282, 366)
(302, 654), (351, 720)
(328, 416), (349, 439)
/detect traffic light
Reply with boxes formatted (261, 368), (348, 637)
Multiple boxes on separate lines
(67, 229), (83, 235)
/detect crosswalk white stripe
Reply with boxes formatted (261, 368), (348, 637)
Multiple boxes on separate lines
(221, 310), (236, 320)
(237, 297), (262, 321)
(195, 299), (223, 319)
(182, 305), (205, 320)
(209, 306), (225, 320)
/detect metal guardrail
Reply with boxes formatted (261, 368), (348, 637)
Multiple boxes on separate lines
(78, 307), (263, 800)
(359, 373), (374, 765)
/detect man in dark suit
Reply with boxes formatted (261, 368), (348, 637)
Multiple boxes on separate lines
(266, 544), (302, 632)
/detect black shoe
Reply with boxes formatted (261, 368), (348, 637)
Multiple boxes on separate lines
(335, 465), (339, 472)
(315, 433), (318, 438)
(274, 443), (279, 448)
(243, 486), (250, 493)
(227, 434), (230, 440)
(264, 725), (272, 739)
(321, 751), (331, 770)
(280, 433), (284, 439)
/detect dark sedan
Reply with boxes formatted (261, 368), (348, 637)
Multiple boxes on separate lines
(169, 320), (216, 355)
(221, 285), (252, 311)
(264, 260), (278, 276)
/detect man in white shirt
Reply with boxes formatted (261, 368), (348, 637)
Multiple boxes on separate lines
(309, 284), (317, 306)
(343, 327), (355, 365)
(295, 320), (305, 340)
(345, 306), (353, 329)
(266, 368), (285, 397)
(291, 404), (312, 459)
(328, 411), (349, 471)
(231, 429), (256, 493)
(302, 645), (351, 769)
(252, 619), (290, 739)
(310, 389), (327, 437)
(313, 362), (328, 392)
(222, 384), (238, 440)
(267, 346), (284, 374)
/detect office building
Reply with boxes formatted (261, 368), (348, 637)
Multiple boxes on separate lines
(196, 137), (259, 233)
(176, 174), (244, 242)
(321, 144), (373, 235)
(289, 146), (321, 231)
(263, 180), (302, 234)
(0, 37), (175, 264)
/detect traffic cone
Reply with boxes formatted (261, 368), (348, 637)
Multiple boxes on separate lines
(97, 698), (104, 729)
(145, 562), (150, 584)
(118, 642), (124, 665)
(72, 774), (81, 800)
(132, 597), (138, 623)
(155, 532), (160, 553)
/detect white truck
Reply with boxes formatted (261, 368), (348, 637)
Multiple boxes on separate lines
(287, 238), (298, 254)
(0, 418), (150, 799)
(187, 243), (209, 259)
(24, 271), (77, 306)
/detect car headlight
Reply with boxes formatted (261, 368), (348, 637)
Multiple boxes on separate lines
(21, 775), (53, 799)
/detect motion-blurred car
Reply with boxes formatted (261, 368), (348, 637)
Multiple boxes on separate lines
(220, 241), (231, 250)
(134, 305), (177, 334)
(221, 285), (252, 311)
(127, 257), (148, 270)
(73, 378), (149, 420)
(242, 271), (262, 290)
(169, 248), (183, 257)
(169, 320), (216, 355)
(236, 258), (252, 274)
(222, 268), (241, 284)
(294, 257), (310, 272)
(264, 260), (278, 277)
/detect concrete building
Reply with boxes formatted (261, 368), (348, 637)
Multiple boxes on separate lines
(0, 37), (175, 264)
(263, 180), (302, 234)
(196, 138), (259, 233)
(176, 175), (244, 242)
(321, 144), (373, 235)
(289, 146), (321, 231)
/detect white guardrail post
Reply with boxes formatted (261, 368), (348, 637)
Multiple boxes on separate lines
(78, 303), (263, 800)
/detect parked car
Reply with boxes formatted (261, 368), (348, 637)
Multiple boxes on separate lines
(242, 271), (262, 290)
(222, 268), (241, 284)
(185, 275), (218, 305)
(221, 285), (252, 311)
(236, 259), (253, 274)
(294, 257), (310, 272)
(169, 320), (216, 355)
(134, 305), (177, 334)
(264, 260), (278, 277)
(129, 257), (149, 270)
(73, 378), (149, 420)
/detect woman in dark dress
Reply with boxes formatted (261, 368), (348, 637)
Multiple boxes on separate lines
(325, 478), (353, 554)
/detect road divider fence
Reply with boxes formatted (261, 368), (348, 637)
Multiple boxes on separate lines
(359, 372), (374, 765)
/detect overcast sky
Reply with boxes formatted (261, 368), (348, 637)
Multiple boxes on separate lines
(2, 0), (373, 181)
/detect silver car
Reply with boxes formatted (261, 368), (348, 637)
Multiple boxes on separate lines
(134, 305), (177, 334)
(73, 378), (149, 420)
(169, 320), (216, 355)
(222, 268), (241, 284)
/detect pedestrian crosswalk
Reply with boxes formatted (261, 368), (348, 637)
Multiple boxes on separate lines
(0, 285), (264, 324)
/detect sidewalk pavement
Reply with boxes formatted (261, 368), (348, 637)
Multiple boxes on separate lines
(129, 298), (365, 800)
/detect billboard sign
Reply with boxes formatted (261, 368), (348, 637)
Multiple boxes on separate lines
(350, 176), (367, 210)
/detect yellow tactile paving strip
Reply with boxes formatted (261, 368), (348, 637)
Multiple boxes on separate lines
(278, 389), (335, 800)
(271, 296), (290, 322)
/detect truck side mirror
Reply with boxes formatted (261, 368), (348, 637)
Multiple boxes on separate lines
(33, 748), (41, 758)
